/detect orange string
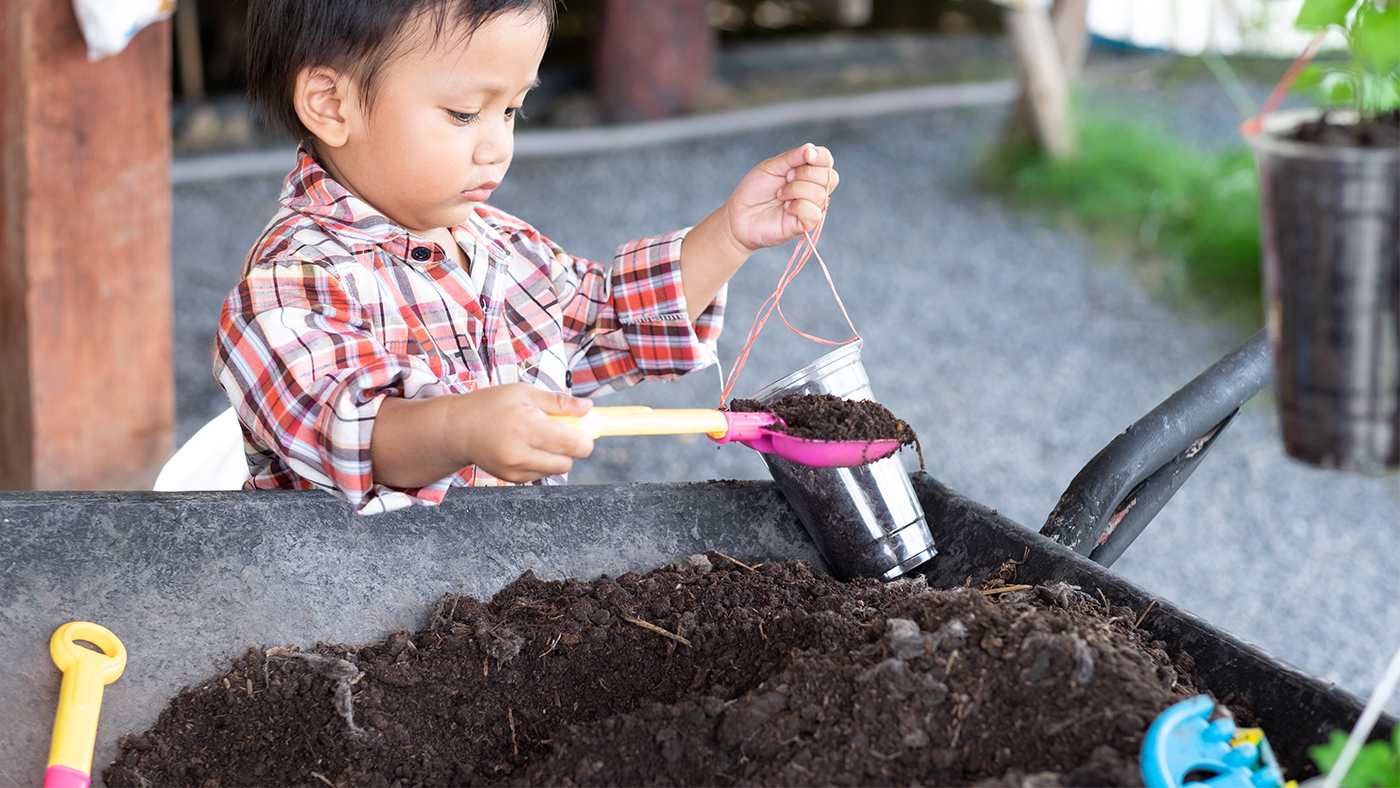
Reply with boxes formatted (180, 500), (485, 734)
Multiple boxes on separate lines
(774, 225), (860, 346)
(1241, 30), (1327, 136)
(720, 207), (861, 405)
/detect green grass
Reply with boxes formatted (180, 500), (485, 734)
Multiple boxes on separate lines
(980, 115), (1265, 328)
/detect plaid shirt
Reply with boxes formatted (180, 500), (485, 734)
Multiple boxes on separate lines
(215, 148), (723, 513)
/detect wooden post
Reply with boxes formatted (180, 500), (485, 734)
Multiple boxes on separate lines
(1, 1), (174, 490)
(1002, 1), (1077, 160)
(594, 0), (715, 123)
(1050, 0), (1090, 81)
(175, 0), (207, 101)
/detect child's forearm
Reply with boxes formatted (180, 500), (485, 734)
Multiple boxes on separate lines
(679, 203), (752, 323)
(370, 395), (465, 489)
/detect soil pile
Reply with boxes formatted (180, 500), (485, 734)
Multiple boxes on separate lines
(1286, 108), (1400, 147)
(105, 555), (1217, 787)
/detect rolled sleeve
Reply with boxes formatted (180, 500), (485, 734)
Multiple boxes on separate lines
(215, 258), (455, 513)
(565, 229), (726, 395)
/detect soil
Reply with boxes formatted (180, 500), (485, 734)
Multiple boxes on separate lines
(1285, 108), (1400, 147)
(104, 554), (1235, 788)
(729, 394), (919, 451)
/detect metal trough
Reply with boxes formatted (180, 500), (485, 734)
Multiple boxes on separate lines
(2, 329), (1391, 783)
(1, 473), (1391, 784)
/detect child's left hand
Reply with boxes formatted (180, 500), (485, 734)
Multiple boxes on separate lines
(725, 143), (839, 253)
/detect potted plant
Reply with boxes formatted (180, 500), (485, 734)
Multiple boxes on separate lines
(1242, 0), (1399, 473)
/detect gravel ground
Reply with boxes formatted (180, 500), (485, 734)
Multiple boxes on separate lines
(172, 60), (1399, 717)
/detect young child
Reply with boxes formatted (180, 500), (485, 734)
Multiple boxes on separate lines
(216, 0), (840, 514)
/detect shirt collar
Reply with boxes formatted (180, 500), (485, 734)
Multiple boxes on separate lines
(280, 146), (512, 266)
(281, 146), (409, 248)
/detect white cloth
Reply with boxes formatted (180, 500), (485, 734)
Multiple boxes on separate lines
(153, 408), (250, 492)
(73, 0), (175, 61)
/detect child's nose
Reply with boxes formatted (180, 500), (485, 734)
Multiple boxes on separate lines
(473, 120), (513, 166)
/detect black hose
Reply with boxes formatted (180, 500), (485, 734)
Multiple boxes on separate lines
(1039, 329), (1274, 565)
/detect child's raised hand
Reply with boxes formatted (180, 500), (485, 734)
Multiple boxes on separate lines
(724, 143), (839, 253)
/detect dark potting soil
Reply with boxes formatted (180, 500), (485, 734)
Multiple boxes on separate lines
(104, 555), (1243, 788)
(728, 394), (918, 447)
(1285, 108), (1400, 148)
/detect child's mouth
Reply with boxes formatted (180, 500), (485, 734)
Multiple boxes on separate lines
(461, 183), (498, 202)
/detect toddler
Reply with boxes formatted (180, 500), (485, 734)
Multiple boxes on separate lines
(216, 0), (839, 513)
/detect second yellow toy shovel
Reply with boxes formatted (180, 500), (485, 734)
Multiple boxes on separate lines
(46, 621), (126, 788)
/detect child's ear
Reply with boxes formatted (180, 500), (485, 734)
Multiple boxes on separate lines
(294, 67), (353, 148)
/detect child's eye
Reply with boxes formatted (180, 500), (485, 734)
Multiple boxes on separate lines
(505, 107), (526, 122)
(448, 110), (479, 126)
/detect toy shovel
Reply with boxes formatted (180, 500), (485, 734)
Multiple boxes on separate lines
(46, 621), (126, 788)
(553, 406), (902, 467)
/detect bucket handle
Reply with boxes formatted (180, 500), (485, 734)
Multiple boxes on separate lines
(1240, 30), (1326, 137)
(720, 211), (863, 405)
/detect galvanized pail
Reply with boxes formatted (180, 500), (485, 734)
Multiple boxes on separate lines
(749, 342), (936, 580)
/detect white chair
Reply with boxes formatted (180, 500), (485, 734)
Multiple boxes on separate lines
(153, 407), (250, 491)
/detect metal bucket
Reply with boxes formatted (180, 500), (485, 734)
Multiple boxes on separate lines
(1246, 110), (1400, 473)
(748, 342), (936, 580)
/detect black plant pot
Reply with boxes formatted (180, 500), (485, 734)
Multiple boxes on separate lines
(1246, 109), (1400, 473)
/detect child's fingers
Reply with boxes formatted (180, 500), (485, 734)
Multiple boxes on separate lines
(533, 427), (594, 467)
(526, 403), (590, 459)
(508, 386), (595, 460)
(776, 179), (831, 209)
(534, 390), (592, 417)
(786, 143), (833, 167)
(770, 143), (832, 177)
(777, 171), (831, 229)
(494, 423), (593, 482)
(787, 198), (826, 231)
(779, 190), (827, 230)
(785, 164), (840, 194)
(538, 421), (594, 459)
(531, 397), (595, 458)
(493, 454), (579, 483)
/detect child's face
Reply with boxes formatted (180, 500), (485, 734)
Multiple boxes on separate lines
(322, 10), (549, 235)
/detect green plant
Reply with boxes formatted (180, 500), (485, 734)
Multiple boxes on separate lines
(980, 116), (1263, 325)
(1308, 726), (1400, 788)
(1290, 0), (1400, 114)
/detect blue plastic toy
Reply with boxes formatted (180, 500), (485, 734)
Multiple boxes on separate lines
(1141, 694), (1290, 788)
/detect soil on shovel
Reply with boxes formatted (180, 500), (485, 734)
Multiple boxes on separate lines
(728, 394), (917, 446)
(1285, 108), (1400, 147)
(105, 555), (1241, 788)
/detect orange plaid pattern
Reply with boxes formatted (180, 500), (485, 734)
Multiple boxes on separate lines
(215, 148), (723, 513)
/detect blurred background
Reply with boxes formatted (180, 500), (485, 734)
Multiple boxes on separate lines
(143, 0), (1400, 715)
(1, 5), (1393, 783)
(169, 0), (1333, 149)
(169, 0), (1006, 149)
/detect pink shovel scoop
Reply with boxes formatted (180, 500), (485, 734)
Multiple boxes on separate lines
(553, 407), (903, 468)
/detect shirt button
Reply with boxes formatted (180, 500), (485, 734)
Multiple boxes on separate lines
(410, 246), (431, 262)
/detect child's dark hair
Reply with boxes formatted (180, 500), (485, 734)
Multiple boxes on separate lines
(246, 0), (556, 141)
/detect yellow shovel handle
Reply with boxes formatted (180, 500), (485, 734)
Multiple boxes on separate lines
(48, 622), (126, 780)
(552, 406), (729, 439)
